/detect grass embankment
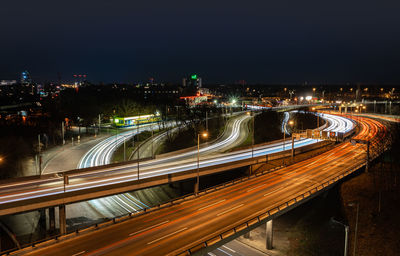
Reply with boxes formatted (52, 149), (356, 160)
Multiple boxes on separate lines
(240, 110), (323, 148)
(340, 157), (400, 254)
(112, 130), (159, 163)
(158, 115), (226, 154)
(340, 123), (400, 255)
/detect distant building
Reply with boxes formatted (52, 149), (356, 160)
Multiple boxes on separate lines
(182, 74), (202, 88)
(21, 71), (32, 84)
(0, 80), (17, 86)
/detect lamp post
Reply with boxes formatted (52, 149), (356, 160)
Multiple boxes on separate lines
(348, 202), (359, 256)
(195, 132), (208, 195)
(331, 218), (349, 256)
(151, 122), (154, 158)
(137, 120), (140, 180)
(283, 120), (294, 150)
(247, 111), (255, 158)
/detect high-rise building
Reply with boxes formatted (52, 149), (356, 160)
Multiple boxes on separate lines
(183, 74), (202, 88)
(21, 71), (32, 84)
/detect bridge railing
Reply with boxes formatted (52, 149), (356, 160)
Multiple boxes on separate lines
(0, 140), (335, 255)
(176, 158), (369, 255)
(4, 137), (388, 255)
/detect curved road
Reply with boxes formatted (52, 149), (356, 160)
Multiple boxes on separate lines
(23, 115), (385, 256)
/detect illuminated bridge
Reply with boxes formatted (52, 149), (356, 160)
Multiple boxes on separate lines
(9, 114), (389, 256)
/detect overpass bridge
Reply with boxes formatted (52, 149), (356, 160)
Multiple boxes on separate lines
(13, 115), (388, 256)
(0, 113), (353, 216)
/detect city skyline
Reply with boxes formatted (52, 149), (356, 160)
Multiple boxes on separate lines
(1, 0), (400, 84)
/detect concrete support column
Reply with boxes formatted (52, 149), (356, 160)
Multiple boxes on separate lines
(366, 141), (370, 173)
(38, 209), (46, 232)
(266, 219), (273, 250)
(48, 207), (56, 233)
(291, 135), (295, 158)
(59, 204), (66, 235)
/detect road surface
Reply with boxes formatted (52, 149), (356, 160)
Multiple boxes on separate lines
(21, 115), (385, 256)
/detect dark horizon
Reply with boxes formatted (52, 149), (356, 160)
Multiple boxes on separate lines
(1, 0), (400, 84)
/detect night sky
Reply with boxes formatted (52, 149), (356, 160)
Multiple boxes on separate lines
(1, 0), (400, 84)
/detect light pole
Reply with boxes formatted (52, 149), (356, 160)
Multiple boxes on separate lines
(151, 122), (154, 158)
(312, 107), (319, 128)
(283, 120), (294, 150)
(348, 201), (359, 256)
(195, 132), (208, 195)
(331, 218), (349, 256)
(123, 136), (126, 161)
(247, 111), (255, 158)
(137, 120), (140, 180)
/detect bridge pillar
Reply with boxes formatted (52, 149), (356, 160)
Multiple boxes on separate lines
(266, 219), (273, 250)
(291, 135), (295, 158)
(38, 209), (46, 233)
(59, 204), (66, 235)
(366, 141), (370, 173)
(48, 207), (56, 234)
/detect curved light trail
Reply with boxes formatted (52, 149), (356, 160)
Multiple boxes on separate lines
(0, 113), (354, 207)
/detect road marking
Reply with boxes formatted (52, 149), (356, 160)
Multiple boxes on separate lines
(264, 187), (284, 197)
(129, 220), (169, 236)
(222, 245), (236, 253)
(147, 227), (188, 245)
(217, 204), (244, 216)
(197, 199), (226, 211)
(247, 184), (266, 192)
(208, 253), (217, 256)
(72, 251), (86, 256)
(218, 248), (233, 256)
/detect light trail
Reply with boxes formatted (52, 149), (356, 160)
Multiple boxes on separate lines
(0, 113), (354, 207)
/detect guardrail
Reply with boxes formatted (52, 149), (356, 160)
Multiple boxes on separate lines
(175, 150), (382, 255)
(1, 140), (337, 255)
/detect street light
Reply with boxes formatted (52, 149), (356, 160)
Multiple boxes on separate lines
(331, 218), (349, 256)
(247, 111), (255, 158)
(348, 201), (359, 256)
(283, 120), (294, 150)
(195, 132), (208, 195)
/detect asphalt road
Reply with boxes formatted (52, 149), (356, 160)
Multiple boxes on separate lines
(0, 113), (354, 212)
(22, 116), (384, 256)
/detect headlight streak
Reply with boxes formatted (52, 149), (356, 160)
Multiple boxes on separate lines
(0, 113), (355, 205)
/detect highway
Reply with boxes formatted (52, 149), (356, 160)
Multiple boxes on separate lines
(22, 115), (385, 256)
(0, 113), (354, 211)
(78, 114), (252, 218)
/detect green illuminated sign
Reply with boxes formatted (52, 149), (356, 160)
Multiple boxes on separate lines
(191, 74), (197, 80)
